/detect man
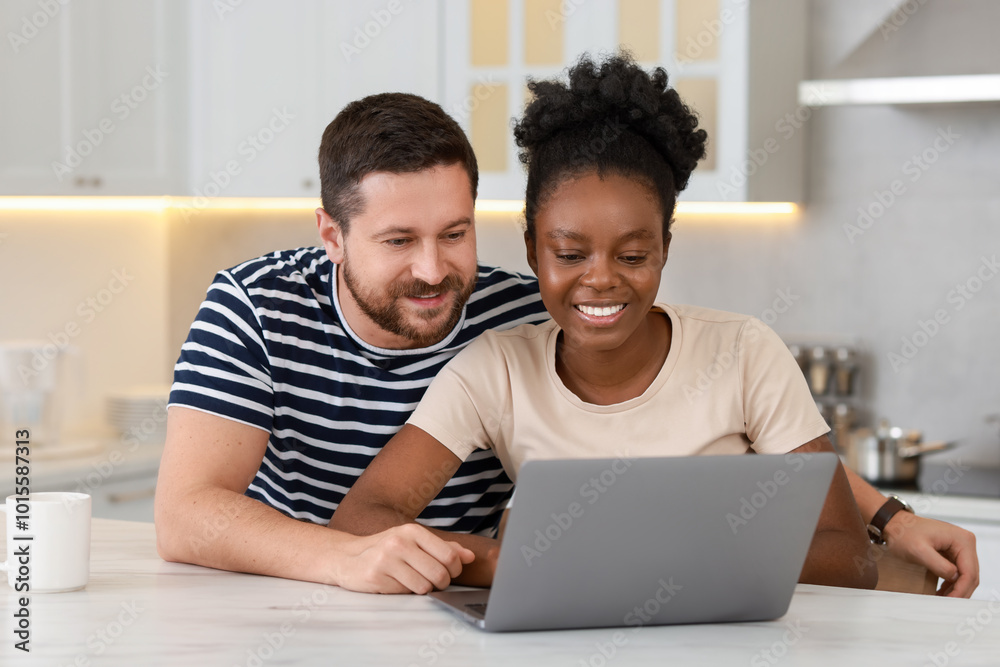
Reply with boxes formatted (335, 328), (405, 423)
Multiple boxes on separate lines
(155, 92), (979, 596)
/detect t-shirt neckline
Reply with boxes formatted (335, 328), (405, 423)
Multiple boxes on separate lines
(328, 263), (467, 358)
(545, 303), (682, 413)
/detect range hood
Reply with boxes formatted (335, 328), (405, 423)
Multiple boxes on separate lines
(800, 0), (1000, 107)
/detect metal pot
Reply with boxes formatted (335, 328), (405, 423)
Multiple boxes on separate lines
(840, 420), (954, 484)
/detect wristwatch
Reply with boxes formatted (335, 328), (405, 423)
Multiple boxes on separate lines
(867, 495), (915, 545)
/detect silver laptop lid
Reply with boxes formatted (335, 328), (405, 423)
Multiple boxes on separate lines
(479, 453), (838, 632)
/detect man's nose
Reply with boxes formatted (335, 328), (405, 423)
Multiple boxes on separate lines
(410, 242), (448, 286)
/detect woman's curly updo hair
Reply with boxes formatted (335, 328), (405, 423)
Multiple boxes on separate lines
(514, 51), (707, 241)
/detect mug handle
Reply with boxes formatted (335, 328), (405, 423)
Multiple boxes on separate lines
(0, 504), (6, 574)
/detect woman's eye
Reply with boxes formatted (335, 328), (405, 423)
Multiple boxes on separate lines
(556, 253), (583, 262)
(621, 255), (646, 264)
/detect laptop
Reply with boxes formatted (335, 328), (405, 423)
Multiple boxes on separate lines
(429, 452), (838, 632)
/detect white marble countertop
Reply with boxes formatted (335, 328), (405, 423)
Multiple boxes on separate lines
(2, 519), (999, 666)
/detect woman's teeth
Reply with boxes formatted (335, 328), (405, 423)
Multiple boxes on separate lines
(576, 304), (625, 317)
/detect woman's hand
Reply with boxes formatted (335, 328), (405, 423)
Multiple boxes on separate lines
(883, 512), (980, 598)
(333, 523), (475, 594)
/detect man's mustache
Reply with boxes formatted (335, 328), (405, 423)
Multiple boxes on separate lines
(387, 275), (465, 298)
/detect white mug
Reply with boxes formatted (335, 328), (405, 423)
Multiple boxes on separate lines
(0, 492), (91, 593)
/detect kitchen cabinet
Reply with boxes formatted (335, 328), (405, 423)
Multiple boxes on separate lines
(88, 468), (157, 522)
(2, 1), (803, 201)
(0, 441), (162, 522)
(2, 0), (438, 198)
(0, 0), (186, 195)
(156, 0), (440, 197)
(442, 0), (807, 202)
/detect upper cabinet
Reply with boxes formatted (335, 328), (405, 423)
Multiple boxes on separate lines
(188, 0), (439, 197)
(0, 0), (186, 195)
(1, 0), (803, 202)
(441, 0), (807, 202)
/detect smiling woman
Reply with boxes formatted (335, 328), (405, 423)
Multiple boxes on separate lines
(331, 52), (878, 592)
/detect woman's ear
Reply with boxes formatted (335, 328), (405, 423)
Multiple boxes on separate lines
(524, 230), (539, 276)
(317, 208), (346, 264)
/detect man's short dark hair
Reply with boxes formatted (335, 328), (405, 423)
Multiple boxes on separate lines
(318, 93), (478, 233)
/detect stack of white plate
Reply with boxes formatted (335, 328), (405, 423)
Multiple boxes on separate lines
(106, 385), (171, 444)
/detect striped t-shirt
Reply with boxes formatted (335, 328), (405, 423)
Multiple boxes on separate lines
(168, 247), (547, 534)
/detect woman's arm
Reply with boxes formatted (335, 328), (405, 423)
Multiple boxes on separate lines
(331, 424), (502, 588)
(844, 466), (979, 597)
(792, 435), (878, 589)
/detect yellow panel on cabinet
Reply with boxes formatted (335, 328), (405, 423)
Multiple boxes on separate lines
(674, 78), (717, 170)
(472, 0), (509, 66)
(618, 0), (660, 62)
(676, 0), (719, 62)
(470, 83), (509, 172)
(524, 0), (564, 65)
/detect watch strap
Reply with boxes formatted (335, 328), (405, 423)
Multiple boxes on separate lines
(867, 496), (914, 544)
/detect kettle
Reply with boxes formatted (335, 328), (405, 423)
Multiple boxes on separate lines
(0, 340), (77, 446)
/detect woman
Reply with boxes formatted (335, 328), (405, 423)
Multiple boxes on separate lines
(331, 53), (965, 594)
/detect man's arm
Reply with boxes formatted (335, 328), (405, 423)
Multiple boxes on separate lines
(793, 436), (878, 589)
(331, 424), (501, 588)
(154, 407), (473, 593)
(843, 465), (979, 597)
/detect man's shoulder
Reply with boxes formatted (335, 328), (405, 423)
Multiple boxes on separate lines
(470, 264), (538, 295)
(461, 265), (545, 334)
(223, 247), (330, 290)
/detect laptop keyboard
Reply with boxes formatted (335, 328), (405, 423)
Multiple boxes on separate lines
(465, 603), (488, 617)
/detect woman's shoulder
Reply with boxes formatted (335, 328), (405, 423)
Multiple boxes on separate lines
(661, 303), (785, 351)
(662, 302), (756, 325)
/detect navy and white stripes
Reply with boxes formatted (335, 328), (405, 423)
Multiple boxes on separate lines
(169, 247), (547, 534)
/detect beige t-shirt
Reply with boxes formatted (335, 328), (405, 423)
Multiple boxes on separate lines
(407, 303), (828, 482)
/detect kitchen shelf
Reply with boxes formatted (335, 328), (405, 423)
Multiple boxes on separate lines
(798, 74), (1000, 106)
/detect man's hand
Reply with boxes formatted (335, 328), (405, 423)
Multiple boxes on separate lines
(334, 524), (475, 594)
(883, 512), (980, 598)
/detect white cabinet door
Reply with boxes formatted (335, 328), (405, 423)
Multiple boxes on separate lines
(188, 0), (324, 198)
(440, 0), (804, 202)
(0, 0), (184, 195)
(0, 0), (66, 194)
(90, 471), (158, 523)
(188, 0), (440, 198)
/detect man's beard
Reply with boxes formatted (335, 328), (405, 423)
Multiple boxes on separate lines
(340, 258), (476, 348)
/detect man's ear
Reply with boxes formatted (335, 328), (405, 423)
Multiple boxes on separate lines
(317, 208), (346, 264)
(524, 231), (539, 276)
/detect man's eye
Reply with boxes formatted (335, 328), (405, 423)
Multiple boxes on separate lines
(385, 238), (410, 248)
(445, 231), (466, 241)
(621, 255), (646, 264)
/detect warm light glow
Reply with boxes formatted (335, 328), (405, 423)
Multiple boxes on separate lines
(476, 199), (525, 213)
(677, 202), (799, 216)
(799, 74), (1000, 106)
(0, 196), (171, 212)
(0, 196), (321, 212)
(170, 197), (321, 211)
(0, 197), (799, 220)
